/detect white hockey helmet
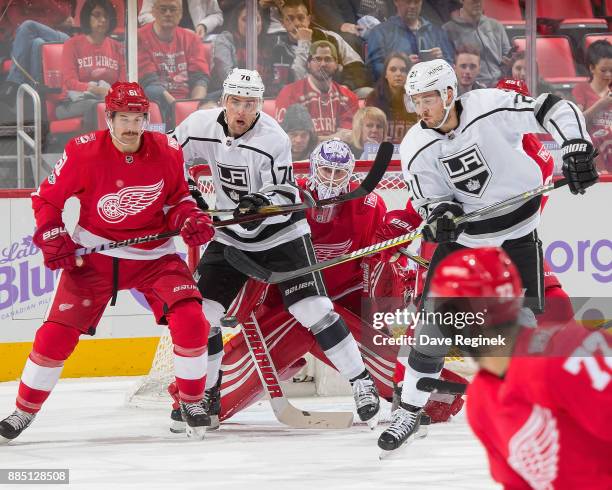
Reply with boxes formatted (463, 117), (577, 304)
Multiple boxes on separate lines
(222, 68), (265, 111)
(404, 59), (458, 128)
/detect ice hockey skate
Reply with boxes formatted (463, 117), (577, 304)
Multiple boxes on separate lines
(0, 409), (36, 444)
(350, 370), (380, 429)
(204, 371), (222, 431)
(179, 401), (210, 440)
(378, 403), (428, 459)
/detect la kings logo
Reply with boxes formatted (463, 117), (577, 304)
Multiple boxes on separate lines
(217, 163), (250, 203)
(439, 144), (491, 197)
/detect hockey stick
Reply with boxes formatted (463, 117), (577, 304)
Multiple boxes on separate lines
(198, 141), (393, 217)
(221, 313), (354, 429)
(73, 144), (394, 257)
(224, 178), (569, 284)
(204, 187), (318, 216)
(397, 248), (430, 268)
(416, 377), (467, 396)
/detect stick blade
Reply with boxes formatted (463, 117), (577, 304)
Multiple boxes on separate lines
(359, 141), (394, 193)
(270, 398), (354, 429)
(224, 247), (272, 282)
(416, 377), (467, 395)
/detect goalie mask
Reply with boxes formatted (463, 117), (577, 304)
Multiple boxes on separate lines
(307, 139), (355, 223)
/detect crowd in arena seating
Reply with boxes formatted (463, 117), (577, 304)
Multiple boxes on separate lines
(0, 0), (610, 187)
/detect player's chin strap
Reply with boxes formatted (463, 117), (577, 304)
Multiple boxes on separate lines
(432, 89), (455, 129)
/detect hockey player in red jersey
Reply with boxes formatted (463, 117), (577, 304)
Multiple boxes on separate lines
(429, 247), (612, 489)
(0, 82), (215, 443)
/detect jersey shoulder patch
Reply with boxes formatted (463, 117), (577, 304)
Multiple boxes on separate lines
(363, 193), (377, 208)
(75, 132), (97, 145)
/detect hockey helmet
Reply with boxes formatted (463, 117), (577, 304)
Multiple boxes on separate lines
(105, 81), (150, 114)
(222, 68), (265, 111)
(404, 59), (457, 128)
(496, 78), (530, 97)
(428, 247), (524, 329)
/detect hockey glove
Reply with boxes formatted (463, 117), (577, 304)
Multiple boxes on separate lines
(561, 139), (599, 195)
(188, 177), (209, 211)
(180, 213), (215, 246)
(375, 209), (419, 261)
(422, 202), (465, 243)
(233, 192), (272, 231)
(33, 223), (79, 271)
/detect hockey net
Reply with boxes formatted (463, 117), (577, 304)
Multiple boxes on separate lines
(126, 160), (407, 407)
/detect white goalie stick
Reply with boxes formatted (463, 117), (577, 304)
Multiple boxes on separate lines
(222, 312), (354, 429)
(192, 141), (394, 217)
(224, 178), (569, 284)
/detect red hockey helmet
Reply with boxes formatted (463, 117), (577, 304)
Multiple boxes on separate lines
(429, 247), (524, 328)
(105, 81), (150, 113)
(496, 78), (530, 97)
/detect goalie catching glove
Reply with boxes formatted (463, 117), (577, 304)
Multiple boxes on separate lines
(233, 192), (272, 231)
(561, 138), (599, 195)
(33, 223), (79, 271)
(422, 202), (465, 243)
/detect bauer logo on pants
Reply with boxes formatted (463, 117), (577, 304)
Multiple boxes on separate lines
(217, 163), (250, 203)
(440, 144), (491, 197)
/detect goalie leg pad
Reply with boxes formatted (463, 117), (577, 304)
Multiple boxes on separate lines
(401, 348), (444, 408)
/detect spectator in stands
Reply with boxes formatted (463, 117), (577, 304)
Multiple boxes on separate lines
(366, 0), (454, 81)
(0, 1), (74, 60)
(350, 106), (388, 159)
(280, 103), (318, 162)
(275, 40), (359, 144)
(55, 0), (125, 131)
(138, 0), (211, 125)
(442, 0), (511, 87)
(454, 43), (485, 95)
(0, 1), (75, 101)
(572, 40), (612, 173)
(272, 0), (370, 94)
(211, 3), (275, 95)
(311, 0), (394, 52)
(504, 50), (554, 96)
(365, 51), (418, 144)
(139, 0), (224, 39)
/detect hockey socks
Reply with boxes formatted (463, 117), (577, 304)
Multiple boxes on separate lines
(310, 312), (366, 380)
(205, 327), (223, 390)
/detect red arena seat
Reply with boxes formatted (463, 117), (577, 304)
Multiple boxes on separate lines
(512, 37), (588, 85)
(262, 98), (276, 117)
(174, 100), (200, 126)
(41, 43), (84, 134)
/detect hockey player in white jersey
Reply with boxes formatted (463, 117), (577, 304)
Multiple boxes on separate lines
(171, 68), (380, 429)
(377, 59), (599, 453)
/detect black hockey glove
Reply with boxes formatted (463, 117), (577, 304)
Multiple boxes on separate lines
(234, 192), (272, 231)
(188, 178), (209, 211)
(561, 139), (599, 195)
(422, 202), (465, 243)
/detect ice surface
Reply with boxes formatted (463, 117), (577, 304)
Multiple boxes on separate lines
(0, 378), (499, 490)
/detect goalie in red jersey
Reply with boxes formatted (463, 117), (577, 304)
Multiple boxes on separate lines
(430, 247), (612, 490)
(0, 82), (215, 443)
